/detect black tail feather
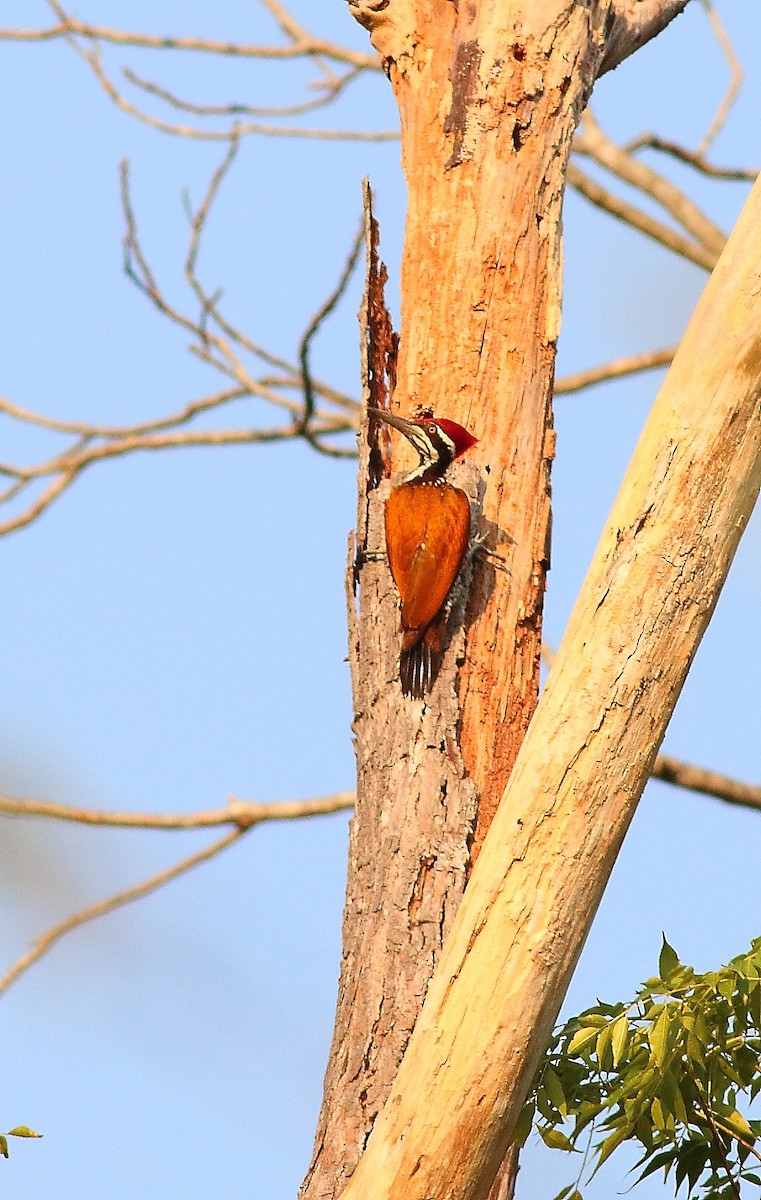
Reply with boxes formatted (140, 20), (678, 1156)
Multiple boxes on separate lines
(399, 641), (441, 699)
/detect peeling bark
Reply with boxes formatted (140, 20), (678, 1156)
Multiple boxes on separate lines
(301, 3), (708, 1198)
(338, 165), (761, 1200)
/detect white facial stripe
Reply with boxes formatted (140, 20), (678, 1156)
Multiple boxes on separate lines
(408, 427), (437, 465)
(434, 426), (457, 458)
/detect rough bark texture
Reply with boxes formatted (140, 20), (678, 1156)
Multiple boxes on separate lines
(301, 3), (696, 1199)
(301, 191), (480, 1200)
(337, 168), (761, 1200)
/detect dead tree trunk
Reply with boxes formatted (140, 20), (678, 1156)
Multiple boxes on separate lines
(301, 3), (692, 1198)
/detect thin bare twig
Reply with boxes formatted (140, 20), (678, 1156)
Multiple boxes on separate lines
(684, 1061), (743, 1200)
(0, 791), (355, 830)
(566, 162), (719, 272)
(71, 35), (396, 143)
(555, 347), (675, 395)
(697, 0), (743, 154)
(653, 755), (761, 814)
(625, 134), (757, 183)
(123, 65), (364, 121)
(0, 828), (247, 997)
(298, 220), (365, 436)
(0, 1), (381, 71)
(0, 789), (355, 998)
(574, 111), (727, 260)
(0, 135), (365, 538)
(0, 387), (248, 438)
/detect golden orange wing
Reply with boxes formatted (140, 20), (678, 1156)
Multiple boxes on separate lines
(384, 482), (471, 639)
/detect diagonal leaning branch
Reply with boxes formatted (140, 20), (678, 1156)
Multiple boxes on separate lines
(337, 171), (761, 1200)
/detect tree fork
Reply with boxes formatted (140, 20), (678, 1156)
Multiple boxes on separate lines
(302, 3), (692, 1197)
(338, 167), (761, 1200)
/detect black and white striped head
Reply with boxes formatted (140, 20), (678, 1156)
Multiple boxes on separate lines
(369, 408), (477, 483)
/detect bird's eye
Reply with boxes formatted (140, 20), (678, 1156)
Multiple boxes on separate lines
(427, 422), (436, 434)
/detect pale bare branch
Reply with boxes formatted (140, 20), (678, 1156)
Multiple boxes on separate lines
(1, 0), (391, 144)
(697, 0), (743, 154)
(0, 828), (247, 997)
(653, 754), (761, 814)
(298, 220), (365, 438)
(554, 347), (675, 395)
(0, 136), (364, 538)
(0, 791), (355, 830)
(0, 470), (82, 538)
(2, 742), (759, 1008)
(624, 134), (758, 182)
(0, 788), (355, 997)
(80, 43), (397, 142)
(0, 0), (381, 71)
(0, 387), (248, 438)
(3, 751), (760, 833)
(574, 111), (727, 260)
(566, 161), (719, 272)
(123, 65), (363, 121)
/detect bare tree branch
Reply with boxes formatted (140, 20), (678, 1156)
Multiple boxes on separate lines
(0, 138), (364, 537)
(298, 220), (365, 438)
(1, 743), (758, 1011)
(697, 0), (744, 153)
(7, 0), (394, 144)
(0, 0), (381, 71)
(566, 161), (719, 271)
(653, 755), (761, 813)
(624, 134), (758, 181)
(123, 64), (364, 121)
(0, 828), (248, 998)
(3, 751), (759, 836)
(554, 347), (675, 395)
(79, 42), (397, 142)
(574, 110), (727, 260)
(0, 791), (355, 830)
(0, 789), (354, 998)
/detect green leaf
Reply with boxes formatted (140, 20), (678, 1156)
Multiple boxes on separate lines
(513, 1100), (535, 1149)
(539, 1127), (577, 1153)
(659, 936), (681, 979)
(749, 984), (761, 1029)
(634, 1147), (677, 1184)
(550, 1186), (575, 1200)
(675, 1139), (710, 1193)
(543, 1066), (567, 1117)
(6, 1127), (42, 1139)
(577, 1013), (609, 1028)
(686, 1031), (706, 1068)
(722, 1108), (755, 1142)
(648, 1008), (673, 1067)
(536, 1085), (557, 1122)
(0, 1136), (7, 1160)
(567, 1026), (598, 1056)
(595, 1024), (612, 1069)
(611, 1015), (629, 1066)
(592, 1122), (631, 1172)
(718, 974), (736, 1002)
(733, 1044), (758, 1086)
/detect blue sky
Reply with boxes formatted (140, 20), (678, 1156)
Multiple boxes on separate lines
(1, 3), (759, 1197)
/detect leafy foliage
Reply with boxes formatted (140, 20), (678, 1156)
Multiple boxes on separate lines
(0, 1126), (42, 1159)
(519, 937), (761, 1199)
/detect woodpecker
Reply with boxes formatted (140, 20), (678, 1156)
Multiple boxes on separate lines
(369, 407), (478, 699)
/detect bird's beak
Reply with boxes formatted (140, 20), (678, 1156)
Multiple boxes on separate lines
(367, 407), (419, 442)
